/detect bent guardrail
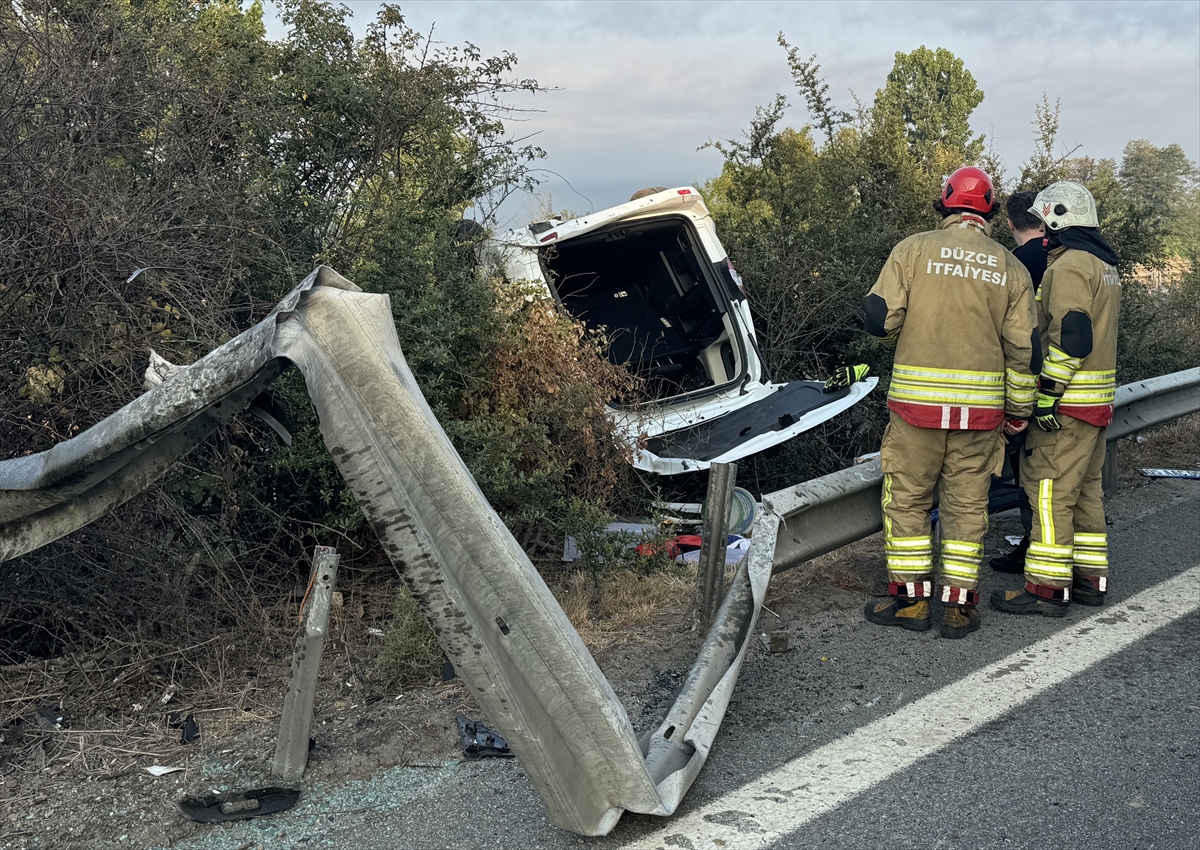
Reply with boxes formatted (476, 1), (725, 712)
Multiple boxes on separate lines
(1, 265), (1193, 836)
(766, 365), (1200, 574)
(0, 266), (774, 837)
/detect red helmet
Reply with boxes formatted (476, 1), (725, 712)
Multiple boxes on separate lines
(940, 166), (995, 215)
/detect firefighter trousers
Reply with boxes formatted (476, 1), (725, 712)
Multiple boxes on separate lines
(879, 411), (1004, 604)
(1020, 415), (1108, 590)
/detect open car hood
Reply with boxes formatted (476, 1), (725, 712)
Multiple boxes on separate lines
(618, 377), (877, 475)
(487, 187), (877, 475)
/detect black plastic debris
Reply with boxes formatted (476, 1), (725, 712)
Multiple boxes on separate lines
(35, 705), (64, 730)
(440, 655), (456, 682)
(177, 787), (301, 823)
(180, 713), (200, 744)
(1, 718), (27, 745)
(455, 715), (513, 760)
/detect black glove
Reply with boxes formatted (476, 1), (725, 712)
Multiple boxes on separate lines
(823, 364), (870, 393)
(1034, 390), (1063, 431)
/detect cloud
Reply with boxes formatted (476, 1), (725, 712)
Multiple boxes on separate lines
(266, 0), (1200, 220)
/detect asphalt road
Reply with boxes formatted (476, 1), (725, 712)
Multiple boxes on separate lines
(175, 476), (1200, 850)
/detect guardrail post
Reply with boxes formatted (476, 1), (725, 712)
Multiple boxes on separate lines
(696, 462), (737, 631)
(272, 545), (339, 783)
(1102, 442), (1118, 499)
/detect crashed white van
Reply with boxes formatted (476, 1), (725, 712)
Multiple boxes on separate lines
(483, 187), (876, 475)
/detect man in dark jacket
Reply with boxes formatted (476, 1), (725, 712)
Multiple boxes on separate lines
(989, 190), (1048, 574)
(1009, 190), (1048, 290)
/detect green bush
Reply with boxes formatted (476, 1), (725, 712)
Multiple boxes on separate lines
(704, 42), (1199, 489)
(372, 584), (445, 691)
(0, 1), (647, 670)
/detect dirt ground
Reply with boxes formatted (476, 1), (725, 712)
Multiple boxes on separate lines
(1, 416), (1196, 850)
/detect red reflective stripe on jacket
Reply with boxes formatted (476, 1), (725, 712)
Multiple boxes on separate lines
(887, 400), (1005, 431)
(1061, 405), (1114, 427)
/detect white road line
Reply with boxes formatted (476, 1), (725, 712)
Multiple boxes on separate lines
(622, 564), (1200, 850)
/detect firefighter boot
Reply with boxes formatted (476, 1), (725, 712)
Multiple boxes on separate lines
(940, 605), (980, 639)
(864, 597), (930, 632)
(1072, 575), (1107, 607)
(989, 583), (1069, 618)
(988, 537), (1029, 574)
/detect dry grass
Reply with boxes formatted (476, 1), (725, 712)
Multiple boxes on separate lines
(1116, 413), (1200, 485)
(765, 535), (883, 606)
(0, 708), (277, 786)
(0, 563), (398, 781)
(550, 567), (697, 653)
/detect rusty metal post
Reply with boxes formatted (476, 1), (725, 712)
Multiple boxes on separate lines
(696, 462), (737, 631)
(272, 545), (339, 783)
(1102, 441), (1118, 499)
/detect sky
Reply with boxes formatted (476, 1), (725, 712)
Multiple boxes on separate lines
(258, 0), (1200, 229)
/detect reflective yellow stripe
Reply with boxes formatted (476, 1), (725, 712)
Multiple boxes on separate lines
(1062, 370), (1117, 405)
(890, 364), (1005, 407)
(888, 559), (935, 570)
(882, 473), (893, 538)
(1042, 345), (1082, 384)
(1027, 540), (1074, 579)
(943, 542), (983, 554)
(1005, 368), (1037, 405)
(1028, 542), (1072, 558)
(941, 539), (981, 581)
(889, 388), (1005, 407)
(1039, 479), (1055, 546)
(1067, 371), (1116, 384)
(886, 536), (934, 549)
(1073, 532), (1108, 567)
(941, 564), (980, 581)
(1026, 561), (1074, 579)
(893, 365), (1005, 381)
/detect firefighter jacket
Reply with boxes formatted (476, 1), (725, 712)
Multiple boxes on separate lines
(1036, 245), (1121, 426)
(863, 213), (1038, 430)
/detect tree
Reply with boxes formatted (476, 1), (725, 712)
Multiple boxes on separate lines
(702, 43), (949, 488)
(874, 46), (985, 171)
(1118, 140), (1197, 234)
(1, 0), (648, 676)
(778, 34), (850, 144)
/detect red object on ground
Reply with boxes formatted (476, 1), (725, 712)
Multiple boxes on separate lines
(636, 538), (682, 558)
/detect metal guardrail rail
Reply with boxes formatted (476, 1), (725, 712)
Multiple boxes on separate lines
(765, 366), (1200, 574)
(0, 264), (1193, 837)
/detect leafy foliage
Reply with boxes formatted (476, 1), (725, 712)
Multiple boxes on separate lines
(372, 583), (445, 690)
(702, 52), (952, 487)
(704, 42), (1198, 490)
(0, 1), (646, 670)
(874, 45), (986, 171)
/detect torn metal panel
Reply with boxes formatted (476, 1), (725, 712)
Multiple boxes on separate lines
(273, 545), (340, 783)
(0, 266), (776, 836)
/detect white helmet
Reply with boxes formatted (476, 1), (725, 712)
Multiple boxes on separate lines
(1030, 181), (1099, 230)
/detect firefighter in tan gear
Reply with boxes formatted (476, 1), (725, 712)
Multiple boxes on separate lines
(992, 181), (1120, 616)
(861, 167), (1038, 639)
